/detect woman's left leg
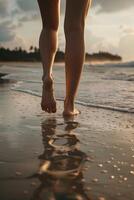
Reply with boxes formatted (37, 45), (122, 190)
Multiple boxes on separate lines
(37, 0), (60, 113)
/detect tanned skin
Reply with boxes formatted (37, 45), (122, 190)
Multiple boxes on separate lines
(37, 0), (91, 116)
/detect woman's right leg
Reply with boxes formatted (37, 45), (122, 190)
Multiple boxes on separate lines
(63, 0), (91, 116)
(37, 0), (60, 113)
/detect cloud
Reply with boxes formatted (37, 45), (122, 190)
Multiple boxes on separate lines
(16, 0), (38, 12)
(92, 0), (134, 13)
(0, 19), (26, 49)
(15, 0), (40, 23)
(85, 29), (103, 52)
(0, 0), (9, 17)
(86, 27), (134, 61)
(1, 36), (26, 50)
(19, 13), (39, 23)
(0, 21), (15, 42)
(11, 8), (20, 17)
(60, 0), (134, 15)
(119, 33), (134, 61)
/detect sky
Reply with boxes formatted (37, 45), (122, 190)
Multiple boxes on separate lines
(0, 0), (134, 61)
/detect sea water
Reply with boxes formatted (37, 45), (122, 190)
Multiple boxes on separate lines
(0, 61), (134, 113)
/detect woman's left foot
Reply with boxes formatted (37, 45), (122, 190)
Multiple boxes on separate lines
(41, 76), (56, 113)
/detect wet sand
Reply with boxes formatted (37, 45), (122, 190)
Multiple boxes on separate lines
(0, 80), (134, 200)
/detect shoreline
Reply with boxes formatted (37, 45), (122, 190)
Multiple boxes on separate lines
(0, 62), (134, 114)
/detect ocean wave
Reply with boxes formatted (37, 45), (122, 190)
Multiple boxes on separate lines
(103, 73), (134, 81)
(1, 63), (134, 114)
(93, 61), (134, 68)
(11, 88), (134, 114)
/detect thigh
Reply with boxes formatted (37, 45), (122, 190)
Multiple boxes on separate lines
(64, 0), (91, 27)
(37, 0), (60, 29)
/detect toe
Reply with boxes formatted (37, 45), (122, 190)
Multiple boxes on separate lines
(47, 106), (52, 113)
(41, 103), (45, 111)
(41, 102), (48, 112)
(52, 102), (56, 113)
(52, 106), (56, 113)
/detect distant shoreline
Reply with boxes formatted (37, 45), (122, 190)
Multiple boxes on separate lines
(0, 47), (122, 62)
(0, 60), (122, 66)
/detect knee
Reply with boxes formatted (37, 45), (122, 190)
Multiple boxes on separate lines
(42, 20), (59, 32)
(43, 23), (58, 32)
(64, 20), (85, 35)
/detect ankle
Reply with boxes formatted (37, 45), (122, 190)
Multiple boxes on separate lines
(64, 97), (74, 106)
(42, 75), (53, 83)
(42, 76), (53, 91)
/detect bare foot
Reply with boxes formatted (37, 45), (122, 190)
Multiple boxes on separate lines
(41, 76), (56, 113)
(63, 99), (80, 116)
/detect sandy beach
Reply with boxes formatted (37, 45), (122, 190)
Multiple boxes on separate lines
(0, 64), (134, 200)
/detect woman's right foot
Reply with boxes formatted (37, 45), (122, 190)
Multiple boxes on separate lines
(63, 99), (80, 116)
(41, 76), (56, 113)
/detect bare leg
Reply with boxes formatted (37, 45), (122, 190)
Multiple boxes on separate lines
(37, 0), (60, 113)
(63, 0), (91, 116)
